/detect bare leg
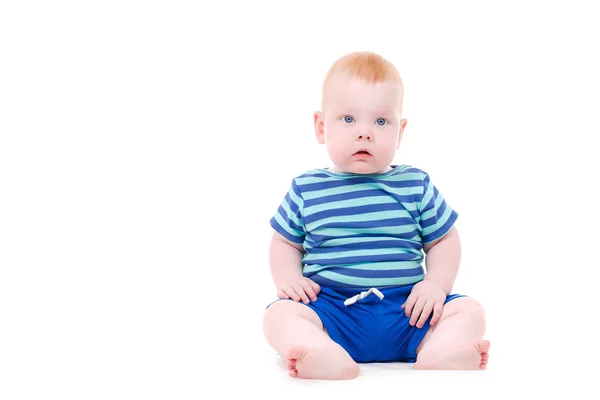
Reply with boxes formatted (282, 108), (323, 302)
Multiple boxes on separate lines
(263, 300), (359, 379)
(415, 297), (490, 370)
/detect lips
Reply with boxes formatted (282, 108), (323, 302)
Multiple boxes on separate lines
(352, 149), (372, 159)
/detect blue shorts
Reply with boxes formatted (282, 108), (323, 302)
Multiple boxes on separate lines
(266, 284), (464, 363)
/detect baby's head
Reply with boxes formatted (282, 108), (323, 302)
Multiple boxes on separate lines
(314, 51), (407, 175)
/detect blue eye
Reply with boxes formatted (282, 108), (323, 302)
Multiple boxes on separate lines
(376, 118), (387, 126)
(343, 116), (355, 123)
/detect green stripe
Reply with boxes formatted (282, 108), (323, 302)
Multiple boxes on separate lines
(302, 183), (422, 201)
(384, 172), (426, 182)
(304, 260), (422, 273)
(313, 270), (424, 286)
(304, 247), (421, 262)
(310, 222), (417, 238)
(303, 235), (421, 250)
(295, 175), (336, 185)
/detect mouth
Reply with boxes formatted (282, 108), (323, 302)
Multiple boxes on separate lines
(353, 149), (372, 158)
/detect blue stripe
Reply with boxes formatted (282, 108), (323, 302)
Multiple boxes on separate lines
(325, 265), (425, 278)
(308, 239), (421, 253)
(322, 217), (416, 230)
(305, 273), (361, 289)
(307, 229), (420, 244)
(305, 272), (423, 289)
(307, 252), (420, 265)
(306, 203), (413, 224)
(284, 192), (301, 216)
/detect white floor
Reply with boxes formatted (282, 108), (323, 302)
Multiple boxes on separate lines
(247, 344), (587, 400)
(241, 345), (516, 400)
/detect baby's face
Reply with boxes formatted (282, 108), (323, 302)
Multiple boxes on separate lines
(315, 75), (406, 174)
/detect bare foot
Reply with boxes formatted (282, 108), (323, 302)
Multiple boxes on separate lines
(286, 345), (359, 380)
(415, 339), (490, 370)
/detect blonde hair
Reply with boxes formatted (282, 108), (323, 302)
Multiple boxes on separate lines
(321, 51), (404, 112)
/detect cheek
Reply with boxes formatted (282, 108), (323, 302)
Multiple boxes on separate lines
(327, 122), (353, 139)
(324, 132), (348, 155)
(324, 126), (343, 143)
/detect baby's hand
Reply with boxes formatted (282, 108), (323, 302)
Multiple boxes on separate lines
(277, 278), (321, 304)
(401, 280), (446, 328)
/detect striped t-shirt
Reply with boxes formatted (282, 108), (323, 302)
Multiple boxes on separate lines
(270, 164), (458, 289)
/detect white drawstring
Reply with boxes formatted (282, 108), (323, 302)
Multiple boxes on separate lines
(344, 288), (384, 306)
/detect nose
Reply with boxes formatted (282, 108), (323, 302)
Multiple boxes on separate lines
(357, 123), (373, 141)
(357, 132), (372, 141)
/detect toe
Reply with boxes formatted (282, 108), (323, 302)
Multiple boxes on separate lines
(286, 359), (296, 370)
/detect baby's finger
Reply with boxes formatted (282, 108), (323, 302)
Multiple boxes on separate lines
(430, 302), (444, 326)
(409, 298), (426, 326)
(291, 283), (310, 304)
(283, 286), (301, 302)
(299, 280), (318, 302)
(416, 301), (434, 328)
(309, 280), (321, 294)
(403, 294), (417, 317)
(277, 288), (289, 299)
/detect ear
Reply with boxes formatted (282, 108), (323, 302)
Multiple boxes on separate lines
(314, 111), (325, 144)
(396, 118), (407, 149)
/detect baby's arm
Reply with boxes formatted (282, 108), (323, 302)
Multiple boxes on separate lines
(270, 231), (304, 286)
(422, 225), (461, 294)
(269, 231), (320, 303)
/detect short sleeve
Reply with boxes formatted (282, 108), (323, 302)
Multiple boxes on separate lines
(269, 179), (305, 244)
(418, 175), (458, 244)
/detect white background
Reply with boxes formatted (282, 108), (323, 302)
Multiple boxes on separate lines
(1, 1), (599, 399)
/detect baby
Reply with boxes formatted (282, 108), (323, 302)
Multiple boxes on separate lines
(263, 51), (489, 380)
